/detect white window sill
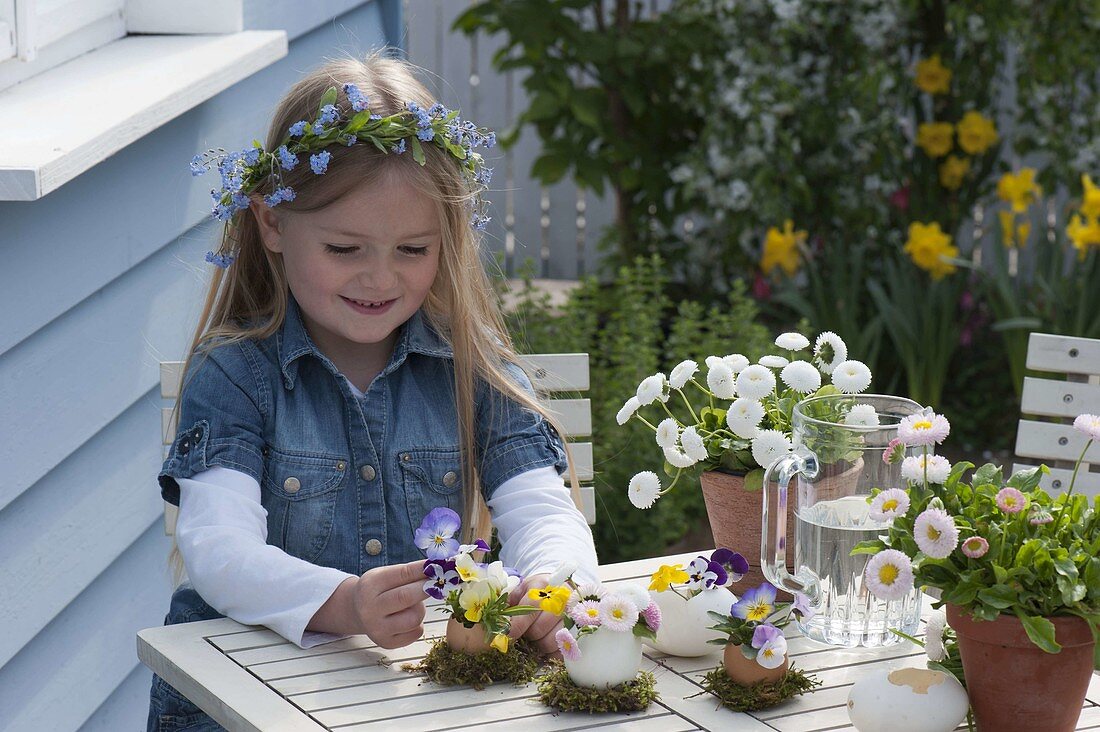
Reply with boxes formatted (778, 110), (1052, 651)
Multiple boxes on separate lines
(0, 30), (287, 201)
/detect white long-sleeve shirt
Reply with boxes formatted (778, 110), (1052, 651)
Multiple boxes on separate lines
(175, 464), (599, 648)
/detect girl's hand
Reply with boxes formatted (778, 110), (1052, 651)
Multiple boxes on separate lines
(506, 573), (564, 657)
(350, 560), (427, 649)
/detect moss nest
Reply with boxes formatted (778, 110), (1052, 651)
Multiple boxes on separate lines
(401, 638), (541, 690)
(698, 663), (820, 712)
(536, 662), (659, 713)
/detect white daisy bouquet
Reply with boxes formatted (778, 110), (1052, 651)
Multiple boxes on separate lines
(854, 412), (1100, 661)
(619, 331), (875, 509)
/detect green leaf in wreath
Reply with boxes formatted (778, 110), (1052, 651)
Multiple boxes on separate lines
(319, 85), (338, 113)
(410, 136), (426, 165)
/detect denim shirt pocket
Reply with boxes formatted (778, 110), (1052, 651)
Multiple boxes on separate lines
(399, 447), (465, 533)
(261, 449), (348, 563)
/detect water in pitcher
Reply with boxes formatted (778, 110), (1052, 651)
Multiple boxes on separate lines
(793, 495), (921, 647)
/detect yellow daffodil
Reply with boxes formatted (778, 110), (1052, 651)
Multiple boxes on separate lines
(527, 585), (572, 615)
(956, 111), (998, 155)
(1080, 174), (1100, 219)
(916, 122), (954, 158)
(761, 219), (806, 276)
(938, 155), (970, 191)
(915, 54), (952, 95)
(1067, 214), (1100, 259)
(904, 221), (959, 279)
(999, 210), (1030, 248)
(490, 633), (510, 653)
(996, 168), (1042, 213)
(649, 564), (690, 592)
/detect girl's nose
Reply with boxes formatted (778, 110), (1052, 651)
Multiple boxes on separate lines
(358, 261), (397, 292)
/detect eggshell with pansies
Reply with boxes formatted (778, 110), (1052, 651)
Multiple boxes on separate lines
(847, 667), (968, 732)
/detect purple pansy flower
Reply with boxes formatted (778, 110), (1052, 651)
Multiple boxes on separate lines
(414, 507), (461, 559)
(686, 556), (728, 591)
(750, 623), (783, 649)
(423, 559), (460, 600)
(732, 583), (777, 622)
(791, 592), (814, 620)
(458, 538), (491, 555)
(710, 548), (749, 586)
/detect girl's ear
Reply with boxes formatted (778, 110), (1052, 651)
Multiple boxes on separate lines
(250, 196), (284, 253)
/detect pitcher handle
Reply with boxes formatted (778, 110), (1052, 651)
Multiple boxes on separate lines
(761, 448), (821, 602)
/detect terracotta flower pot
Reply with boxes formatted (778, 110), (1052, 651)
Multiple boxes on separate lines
(947, 603), (1096, 732)
(445, 618), (492, 654)
(722, 643), (788, 686)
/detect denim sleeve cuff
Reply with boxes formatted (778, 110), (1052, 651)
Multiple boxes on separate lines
(159, 419), (264, 506)
(480, 419), (568, 499)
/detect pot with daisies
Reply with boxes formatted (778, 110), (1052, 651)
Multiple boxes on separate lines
(855, 412), (1100, 732)
(619, 331), (878, 589)
(645, 548), (748, 657)
(535, 571), (660, 689)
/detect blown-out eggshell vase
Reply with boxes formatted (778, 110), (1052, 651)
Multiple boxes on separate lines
(646, 587), (736, 657)
(563, 628), (643, 689)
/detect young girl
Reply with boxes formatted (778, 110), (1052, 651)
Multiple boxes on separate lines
(147, 54), (599, 731)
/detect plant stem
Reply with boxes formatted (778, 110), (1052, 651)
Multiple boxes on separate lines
(677, 388), (700, 423)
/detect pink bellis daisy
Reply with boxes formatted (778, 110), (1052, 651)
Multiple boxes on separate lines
(961, 536), (989, 558)
(869, 488), (910, 522)
(897, 411), (951, 446)
(1073, 413), (1100, 441)
(913, 507), (959, 558)
(864, 549), (915, 601)
(556, 628), (581, 661)
(568, 600), (602, 627)
(996, 487), (1027, 514)
(640, 601), (662, 632)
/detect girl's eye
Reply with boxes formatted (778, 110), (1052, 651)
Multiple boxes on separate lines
(325, 244), (357, 256)
(400, 246), (430, 256)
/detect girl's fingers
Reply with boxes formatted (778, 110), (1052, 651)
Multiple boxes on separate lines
(377, 578), (430, 613)
(388, 602), (427, 633)
(506, 612), (537, 639)
(527, 611), (562, 642)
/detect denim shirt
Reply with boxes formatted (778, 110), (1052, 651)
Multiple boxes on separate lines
(159, 297), (569, 577)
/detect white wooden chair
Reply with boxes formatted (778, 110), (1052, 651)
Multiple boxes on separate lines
(160, 353), (596, 535)
(1014, 333), (1100, 498)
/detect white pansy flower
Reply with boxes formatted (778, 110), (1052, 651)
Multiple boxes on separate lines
(636, 373), (667, 405)
(655, 418), (680, 449)
(813, 331), (848, 375)
(780, 361), (822, 393)
(680, 426), (709, 462)
(844, 403), (880, 426)
(616, 396), (641, 426)
(751, 429), (792, 469)
(707, 362), (738, 399)
(775, 332), (810, 351)
(669, 359), (699, 389)
(831, 360), (872, 393)
(723, 353), (750, 374)
(736, 364), (777, 400)
(759, 355), (790, 369)
(664, 446), (698, 469)
(628, 471), (662, 509)
(726, 397), (765, 439)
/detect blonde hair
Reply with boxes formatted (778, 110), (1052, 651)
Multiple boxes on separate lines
(168, 53), (580, 587)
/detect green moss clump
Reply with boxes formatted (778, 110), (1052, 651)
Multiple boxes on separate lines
(536, 662), (658, 713)
(698, 663), (820, 712)
(402, 638), (540, 691)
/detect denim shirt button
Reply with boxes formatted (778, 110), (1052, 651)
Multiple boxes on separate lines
(283, 476), (301, 493)
(364, 539), (382, 555)
(359, 464), (376, 481)
(401, 453), (411, 462)
(442, 471), (458, 488)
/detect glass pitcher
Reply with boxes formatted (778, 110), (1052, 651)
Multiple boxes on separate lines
(761, 394), (924, 647)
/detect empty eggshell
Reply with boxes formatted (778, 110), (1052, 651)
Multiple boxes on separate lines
(847, 667), (968, 732)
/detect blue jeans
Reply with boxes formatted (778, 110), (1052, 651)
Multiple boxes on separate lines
(146, 585), (227, 732)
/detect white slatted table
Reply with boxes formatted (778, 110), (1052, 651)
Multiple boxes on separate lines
(137, 551), (1100, 731)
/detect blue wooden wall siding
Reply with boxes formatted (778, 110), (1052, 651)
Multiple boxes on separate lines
(0, 2), (399, 729)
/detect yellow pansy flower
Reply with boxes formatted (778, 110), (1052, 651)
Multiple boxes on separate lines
(916, 122), (954, 158)
(904, 221), (959, 279)
(996, 168), (1042, 213)
(957, 111), (998, 155)
(490, 634), (510, 653)
(915, 54), (952, 95)
(1080, 174), (1100, 219)
(649, 564), (690, 592)
(761, 219), (807, 276)
(1067, 214), (1100, 259)
(938, 155), (970, 191)
(527, 585), (572, 615)
(460, 581), (492, 623)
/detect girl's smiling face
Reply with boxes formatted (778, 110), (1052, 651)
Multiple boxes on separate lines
(255, 167), (441, 380)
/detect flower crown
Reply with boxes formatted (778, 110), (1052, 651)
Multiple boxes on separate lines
(189, 82), (496, 268)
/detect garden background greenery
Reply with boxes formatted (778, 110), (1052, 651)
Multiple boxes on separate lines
(463, 0), (1100, 562)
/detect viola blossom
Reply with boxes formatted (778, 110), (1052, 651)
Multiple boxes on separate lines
(901, 454), (952, 484)
(736, 364), (777, 400)
(913, 507), (959, 559)
(996, 487), (1027, 514)
(686, 556), (728, 591)
(641, 601), (662, 631)
(775, 332), (810, 351)
(726, 397), (765, 439)
(556, 628), (581, 661)
(454, 552), (487, 583)
(897, 411), (951, 446)
(831, 360), (872, 394)
(655, 418), (679, 449)
(636, 374), (668, 405)
(598, 595), (639, 632)
(649, 564), (690, 592)
(791, 592), (815, 621)
(707, 362), (739, 399)
(414, 507), (461, 560)
(924, 610), (947, 662)
(423, 559), (460, 600)
(1074, 413), (1100, 441)
(869, 488), (910, 522)
(490, 634), (509, 653)
(844, 403), (880, 427)
(680, 426), (709, 462)
(616, 396), (641, 426)
(961, 535), (989, 558)
(883, 437), (907, 465)
(528, 585), (572, 615)
(459, 581), (492, 623)
(751, 624), (788, 669)
(628, 470), (662, 509)
(710, 548), (750, 585)
(548, 561), (578, 586)
(456, 538), (491, 555)
(813, 332), (848, 375)
(781, 360), (822, 394)
(669, 359), (699, 389)
(759, 355), (790, 369)
(865, 549), (915, 601)
(732, 583), (777, 622)
(569, 599), (602, 627)
(751, 429), (792, 470)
